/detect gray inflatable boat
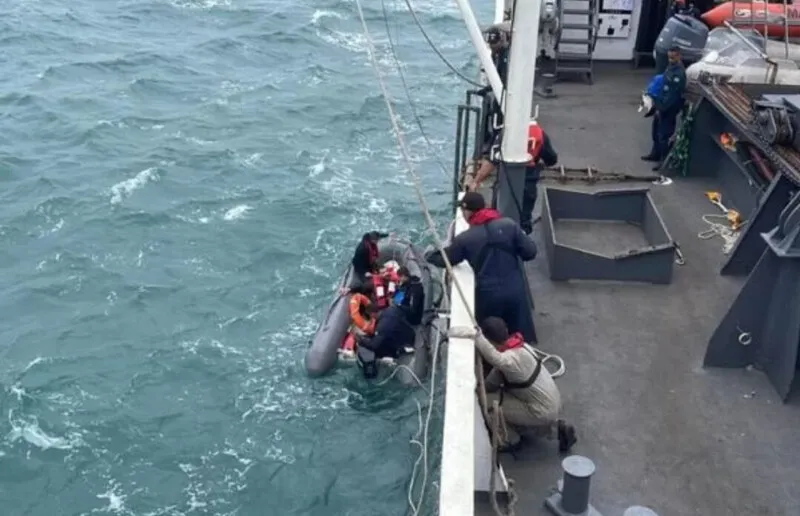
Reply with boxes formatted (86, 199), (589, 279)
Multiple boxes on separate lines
(304, 240), (443, 386)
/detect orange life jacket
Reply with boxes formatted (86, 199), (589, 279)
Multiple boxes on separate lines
(527, 123), (544, 166)
(349, 293), (374, 334)
(373, 268), (400, 308)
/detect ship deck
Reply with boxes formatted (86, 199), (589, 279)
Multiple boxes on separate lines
(474, 63), (800, 516)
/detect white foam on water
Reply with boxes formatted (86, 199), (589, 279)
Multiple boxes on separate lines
(109, 168), (160, 205)
(94, 480), (127, 514)
(7, 419), (80, 451)
(222, 204), (251, 221)
(23, 356), (50, 372)
(236, 152), (262, 168)
(311, 9), (345, 25)
(309, 159), (326, 178)
(167, 0), (231, 9)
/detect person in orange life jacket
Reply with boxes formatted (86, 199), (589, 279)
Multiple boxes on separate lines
(467, 121), (558, 235)
(372, 262), (401, 309)
(449, 318), (577, 453)
(424, 192), (538, 343)
(351, 231), (391, 280)
(392, 266), (425, 326)
(348, 282), (377, 338)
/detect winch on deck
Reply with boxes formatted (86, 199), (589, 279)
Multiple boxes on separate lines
(752, 95), (800, 149)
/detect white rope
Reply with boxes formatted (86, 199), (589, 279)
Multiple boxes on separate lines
(697, 214), (745, 254)
(374, 334), (444, 515)
(351, 2), (562, 514)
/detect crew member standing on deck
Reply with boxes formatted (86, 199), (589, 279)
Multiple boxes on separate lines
(468, 121), (559, 234)
(424, 192), (538, 343)
(477, 27), (510, 94)
(474, 27), (510, 145)
(642, 46), (686, 171)
(449, 319), (577, 453)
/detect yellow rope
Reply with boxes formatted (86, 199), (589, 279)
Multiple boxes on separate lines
(350, 0), (516, 514)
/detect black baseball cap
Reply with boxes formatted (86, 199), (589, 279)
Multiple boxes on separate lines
(486, 28), (502, 44)
(459, 191), (486, 211)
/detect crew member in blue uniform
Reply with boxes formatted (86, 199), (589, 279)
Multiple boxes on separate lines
(642, 46), (686, 171)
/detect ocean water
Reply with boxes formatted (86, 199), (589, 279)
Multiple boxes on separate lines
(0, 0), (488, 514)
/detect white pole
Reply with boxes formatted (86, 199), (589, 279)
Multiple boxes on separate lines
(452, 0), (505, 103)
(493, 0), (506, 23)
(500, 0), (541, 164)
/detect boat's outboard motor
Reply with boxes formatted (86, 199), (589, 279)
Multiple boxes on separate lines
(357, 346), (378, 379)
(654, 14), (710, 73)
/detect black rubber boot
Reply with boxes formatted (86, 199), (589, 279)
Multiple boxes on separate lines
(557, 420), (577, 453)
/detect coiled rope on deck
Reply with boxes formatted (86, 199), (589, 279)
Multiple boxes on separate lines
(352, 2), (565, 515)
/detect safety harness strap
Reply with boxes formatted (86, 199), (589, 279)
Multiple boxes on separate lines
(497, 347), (542, 405)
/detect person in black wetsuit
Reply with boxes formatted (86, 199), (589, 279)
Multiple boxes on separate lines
(356, 304), (415, 378)
(425, 192), (538, 343)
(351, 231), (389, 280)
(394, 266), (425, 326)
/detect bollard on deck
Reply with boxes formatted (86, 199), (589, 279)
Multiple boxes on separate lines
(544, 455), (603, 516)
(623, 506), (659, 516)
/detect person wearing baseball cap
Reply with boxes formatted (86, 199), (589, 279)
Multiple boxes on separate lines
(426, 191), (538, 343)
(477, 27), (509, 95)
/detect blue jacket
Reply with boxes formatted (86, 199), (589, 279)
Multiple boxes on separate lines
(646, 74), (664, 98)
(426, 217), (537, 295)
(655, 63), (686, 115)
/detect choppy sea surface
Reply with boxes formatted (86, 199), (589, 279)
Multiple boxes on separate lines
(0, 0), (489, 514)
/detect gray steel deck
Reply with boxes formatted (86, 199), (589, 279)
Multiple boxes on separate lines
(475, 63), (800, 516)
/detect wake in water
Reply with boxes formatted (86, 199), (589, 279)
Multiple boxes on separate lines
(0, 0), (477, 513)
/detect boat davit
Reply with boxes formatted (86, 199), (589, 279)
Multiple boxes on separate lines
(304, 239), (443, 386)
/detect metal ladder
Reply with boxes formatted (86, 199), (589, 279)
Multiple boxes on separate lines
(555, 0), (599, 83)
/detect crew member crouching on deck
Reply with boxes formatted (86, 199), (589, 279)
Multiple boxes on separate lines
(425, 192), (537, 343)
(450, 318), (577, 453)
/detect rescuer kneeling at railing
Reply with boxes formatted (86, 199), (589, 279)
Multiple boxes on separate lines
(449, 319), (577, 454)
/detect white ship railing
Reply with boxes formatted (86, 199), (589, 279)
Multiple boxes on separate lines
(438, 0), (511, 512)
(438, 198), (478, 516)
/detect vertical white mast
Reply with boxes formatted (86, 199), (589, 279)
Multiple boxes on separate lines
(452, 0), (505, 104)
(499, 0), (541, 164)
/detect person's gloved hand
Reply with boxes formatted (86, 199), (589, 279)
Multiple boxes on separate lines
(448, 325), (479, 339)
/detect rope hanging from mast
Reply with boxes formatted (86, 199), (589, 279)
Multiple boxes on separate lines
(352, 1), (567, 514)
(351, 0), (518, 514)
